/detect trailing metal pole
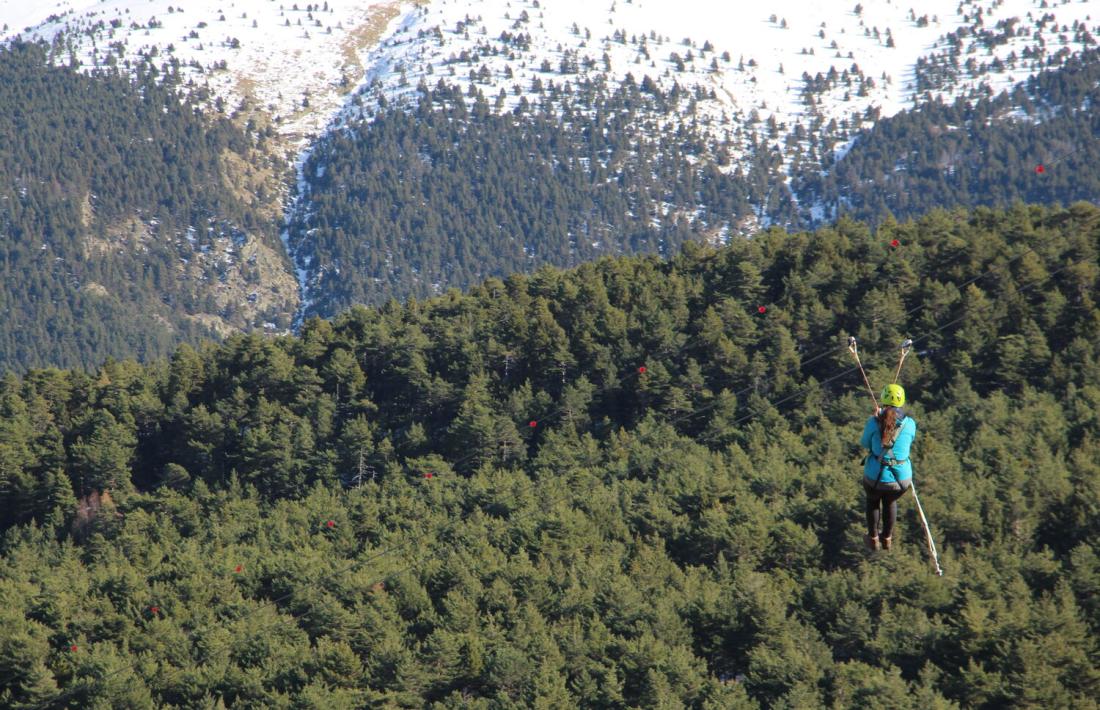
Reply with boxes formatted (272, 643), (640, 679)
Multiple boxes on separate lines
(891, 337), (943, 575)
(910, 482), (944, 576)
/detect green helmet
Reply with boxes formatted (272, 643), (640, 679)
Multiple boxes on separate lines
(880, 384), (905, 407)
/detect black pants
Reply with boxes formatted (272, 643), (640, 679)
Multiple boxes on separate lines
(864, 479), (911, 539)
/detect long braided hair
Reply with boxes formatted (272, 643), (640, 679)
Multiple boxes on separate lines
(877, 407), (902, 448)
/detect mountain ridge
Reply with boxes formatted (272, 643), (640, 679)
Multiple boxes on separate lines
(3, 0), (1100, 369)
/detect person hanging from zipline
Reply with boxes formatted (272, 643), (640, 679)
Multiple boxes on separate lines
(848, 337), (942, 572)
(860, 383), (916, 551)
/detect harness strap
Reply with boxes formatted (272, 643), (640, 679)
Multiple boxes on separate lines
(873, 455), (908, 486)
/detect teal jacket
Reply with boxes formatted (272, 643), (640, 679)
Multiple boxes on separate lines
(861, 409), (916, 484)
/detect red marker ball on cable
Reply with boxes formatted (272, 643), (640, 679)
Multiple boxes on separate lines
(757, 306), (767, 314)
(529, 420), (538, 428)
(1035, 164), (1045, 174)
(638, 366), (647, 373)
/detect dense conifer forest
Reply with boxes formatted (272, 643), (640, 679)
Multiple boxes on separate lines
(0, 42), (293, 373)
(799, 48), (1100, 225)
(291, 49), (1100, 320)
(1, 203), (1098, 707)
(289, 77), (778, 317)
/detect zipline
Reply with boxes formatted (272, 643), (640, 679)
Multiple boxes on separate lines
(35, 239), (1080, 708)
(202, 248), (1078, 629)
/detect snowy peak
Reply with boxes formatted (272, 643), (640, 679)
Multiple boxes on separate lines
(0, 0), (411, 145)
(5, 0), (1098, 158)
(353, 0), (1099, 132)
(5, 0), (1100, 326)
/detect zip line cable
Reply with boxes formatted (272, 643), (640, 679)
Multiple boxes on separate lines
(380, 223), (1060, 451)
(297, 254), (1077, 621)
(719, 256), (1078, 430)
(35, 244), (1082, 707)
(379, 221), (1074, 466)
(661, 251), (1079, 435)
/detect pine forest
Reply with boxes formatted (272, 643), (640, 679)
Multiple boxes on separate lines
(0, 203), (1097, 707)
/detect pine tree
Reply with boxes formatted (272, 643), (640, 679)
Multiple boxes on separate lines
(69, 410), (136, 496)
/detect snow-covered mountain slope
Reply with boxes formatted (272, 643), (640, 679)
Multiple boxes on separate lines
(5, 0), (1099, 326)
(1, 0), (416, 332)
(7, 0), (1098, 157)
(346, 0), (1099, 162)
(0, 0), (410, 146)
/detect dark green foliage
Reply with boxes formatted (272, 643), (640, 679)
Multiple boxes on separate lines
(799, 48), (1100, 226)
(290, 78), (776, 317)
(291, 52), (1100, 322)
(1, 204), (1099, 706)
(0, 42), (284, 373)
